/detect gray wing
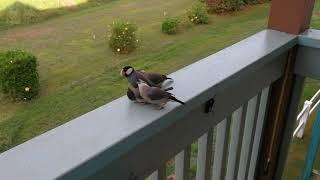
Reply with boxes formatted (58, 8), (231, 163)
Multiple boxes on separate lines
(136, 71), (160, 87)
(147, 87), (170, 100)
(141, 72), (167, 85)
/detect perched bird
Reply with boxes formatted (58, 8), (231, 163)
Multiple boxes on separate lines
(137, 79), (185, 109)
(120, 66), (173, 102)
(126, 87), (173, 101)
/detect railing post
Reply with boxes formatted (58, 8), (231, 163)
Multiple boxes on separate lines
(297, 101), (312, 138)
(256, 0), (315, 179)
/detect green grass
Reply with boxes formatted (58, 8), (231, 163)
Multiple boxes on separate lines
(0, 0), (87, 10)
(0, 0), (115, 26)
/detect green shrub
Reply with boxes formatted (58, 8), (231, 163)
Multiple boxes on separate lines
(208, 0), (243, 13)
(162, 17), (180, 34)
(0, 50), (40, 100)
(187, 3), (209, 25)
(0, 2), (40, 25)
(109, 21), (138, 54)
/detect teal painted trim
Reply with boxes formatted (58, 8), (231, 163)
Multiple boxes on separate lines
(299, 29), (320, 48)
(301, 111), (320, 180)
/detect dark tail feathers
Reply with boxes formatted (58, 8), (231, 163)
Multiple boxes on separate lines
(162, 75), (173, 80)
(164, 87), (173, 91)
(169, 96), (185, 105)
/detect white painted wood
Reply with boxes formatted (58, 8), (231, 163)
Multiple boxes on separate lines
(237, 95), (259, 180)
(212, 117), (232, 180)
(175, 146), (191, 180)
(296, 101), (312, 138)
(248, 86), (270, 180)
(148, 165), (166, 180)
(239, 93), (262, 180)
(225, 104), (248, 180)
(149, 171), (158, 180)
(196, 129), (214, 180)
(243, 93), (262, 180)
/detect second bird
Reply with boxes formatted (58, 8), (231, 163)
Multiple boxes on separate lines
(120, 66), (173, 102)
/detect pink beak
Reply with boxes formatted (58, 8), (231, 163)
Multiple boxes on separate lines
(120, 69), (125, 76)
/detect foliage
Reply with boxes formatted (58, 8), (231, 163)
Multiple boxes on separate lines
(0, 2), (40, 25)
(0, 50), (40, 100)
(162, 17), (180, 34)
(207, 0), (243, 13)
(109, 21), (138, 54)
(187, 3), (209, 24)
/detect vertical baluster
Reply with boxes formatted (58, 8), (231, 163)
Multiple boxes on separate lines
(237, 94), (262, 180)
(149, 164), (166, 180)
(196, 129), (214, 180)
(212, 117), (232, 180)
(248, 86), (270, 180)
(225, 103), (248, 180)
(175, 146), (191, 180)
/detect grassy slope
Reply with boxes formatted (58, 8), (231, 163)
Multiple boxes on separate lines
(0, 0), (270, 152)
(0, 0), (87, 10)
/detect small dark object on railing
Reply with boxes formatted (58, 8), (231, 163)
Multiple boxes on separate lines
(204, 98), (215, 113)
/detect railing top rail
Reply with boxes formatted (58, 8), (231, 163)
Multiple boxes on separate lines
(310, 89), (320, 103)
(299, 29), (320, 48)
(0, 30), (297, 180)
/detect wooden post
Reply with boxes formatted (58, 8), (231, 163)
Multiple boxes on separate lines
(268, 0), (315, 34)
(256, 0), (315, 179)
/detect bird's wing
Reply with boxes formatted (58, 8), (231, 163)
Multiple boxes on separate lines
(137, 71), (160, 87)
(142, 72), (167, 85)
(147, 87), (170, 100)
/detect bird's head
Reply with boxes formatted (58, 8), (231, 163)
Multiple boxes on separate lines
(120, 66), (134, 77)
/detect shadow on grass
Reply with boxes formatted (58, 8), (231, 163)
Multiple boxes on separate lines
(0, 0), (116, 29)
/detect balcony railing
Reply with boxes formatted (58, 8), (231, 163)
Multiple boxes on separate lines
(0, 29), (319, 180)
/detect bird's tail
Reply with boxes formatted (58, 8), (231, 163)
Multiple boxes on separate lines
(169, 96), (185, 105)
(164, 87), (173, 91)
(162, 75), (173, 81)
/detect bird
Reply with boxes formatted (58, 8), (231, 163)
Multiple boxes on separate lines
(126, 87), (173, 101)
(120, 66), (173, 102)
(137, 79), (185, 109)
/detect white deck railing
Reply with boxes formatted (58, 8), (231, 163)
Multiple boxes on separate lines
(293, 89), (320, 138)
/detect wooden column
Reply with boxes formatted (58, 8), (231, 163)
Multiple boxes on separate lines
(256, 0), (315, 179)
(268, 0), (315, 34)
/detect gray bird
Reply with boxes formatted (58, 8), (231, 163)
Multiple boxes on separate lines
(126, 87), (173, 101)
(120, 66), (173, 102)
(137, 79), (185, 109)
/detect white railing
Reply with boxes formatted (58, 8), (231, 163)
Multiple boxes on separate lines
(293, 89), (320, 138)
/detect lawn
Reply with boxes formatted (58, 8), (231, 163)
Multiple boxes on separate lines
(0, 0), (87, 10)
(0, 0), (319, 178)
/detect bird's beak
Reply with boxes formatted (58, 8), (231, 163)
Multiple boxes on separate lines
(120, 69), (125, 76)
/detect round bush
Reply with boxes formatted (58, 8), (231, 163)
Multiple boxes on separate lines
(109, 21), (138, 54)
(162, 17), (180, 34)
(187, 3), (209, 25)
(208, 0), (243, 13)
(0, 50), (40, 100)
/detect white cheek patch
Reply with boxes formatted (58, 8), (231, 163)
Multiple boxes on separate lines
(126, 68), (133, 75)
